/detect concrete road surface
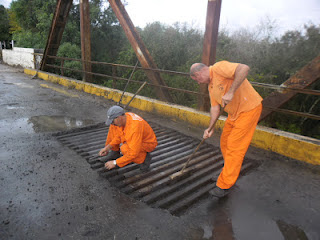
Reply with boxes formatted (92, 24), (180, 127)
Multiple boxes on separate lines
(1, 63), (320, 240)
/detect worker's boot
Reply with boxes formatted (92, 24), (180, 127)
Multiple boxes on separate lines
(209, 186), (230, 198)
(140, 153), (151, 172)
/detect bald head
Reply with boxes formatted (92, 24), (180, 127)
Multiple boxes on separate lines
(190, 63), (207, 77)
(190, 63), (210, 84)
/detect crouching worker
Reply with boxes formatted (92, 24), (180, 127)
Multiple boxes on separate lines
(98, 105), (158, 172)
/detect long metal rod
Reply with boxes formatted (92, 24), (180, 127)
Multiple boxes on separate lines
(41, 54), (320, 121)
(108, 0), (173, 102)
(263, 106), (320, 121)
(40, 0), (73, 71)
(45, 64), (202, 95)
(259, 55), (320, 121)
(124, 81), (148, 109)
(41, 53), (189, 77)
(119, 60), (139, 105)
(42, 54), (320, 96)
(44, 63), (320, 120)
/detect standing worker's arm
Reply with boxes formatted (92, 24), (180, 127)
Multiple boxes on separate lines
(203, 105), (221, 139)
(221, 64), (250, 107)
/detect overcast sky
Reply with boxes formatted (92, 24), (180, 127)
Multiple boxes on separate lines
(125, 0), (320, 35)
(2, 0), (319, 35)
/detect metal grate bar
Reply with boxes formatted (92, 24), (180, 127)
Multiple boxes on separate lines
(168, 161), (257, 215)
(57, 121), (259, 216)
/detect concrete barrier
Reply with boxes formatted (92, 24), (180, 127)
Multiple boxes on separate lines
(2, 47), (42, 69)
(24, 68), (320, 165)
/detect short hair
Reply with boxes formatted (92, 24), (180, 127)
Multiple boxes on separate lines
(106, 105), (125, 126)
(190, 63), (207, 77)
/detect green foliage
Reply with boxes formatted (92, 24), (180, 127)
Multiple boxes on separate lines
(0, 5), (11, 41)
(113, 22), (203, 102)
(90, 2), (127, 62)
(9, 0), (56, 47)
(220, 23), (320, 86)
(4, 0), (320, 138)
(8, 9), (21, 34)
(57, 42), (82, 80)
(12, 30), (41, 48)
(141, 22), (203, 70)
(58, 42), (81, 59)
(163, 74), (199, 106)
(62, 3), (81, 46)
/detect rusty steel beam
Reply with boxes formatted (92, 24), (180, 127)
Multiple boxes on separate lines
(199, 0), (222, 111)
(108, 0), (173, 102)
(80, 0), (92, 82)
(259, 55), (320, 122)
(40, 0), (73, 71)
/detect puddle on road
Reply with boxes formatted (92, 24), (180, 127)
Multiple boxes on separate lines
(5, 103), (25, 110)
(6, 106), (25, 109)
(2, 82), (34, 88)
(29, 116), (95, 132)
(12, 82), (34, 88)
(276, 220), (309, 240)
(0, 116), (95, 133)
(1, 103), (25, 110)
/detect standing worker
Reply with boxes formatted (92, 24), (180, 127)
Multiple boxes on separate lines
(190, 61), (263, 198)
(99, 105), (158, 172)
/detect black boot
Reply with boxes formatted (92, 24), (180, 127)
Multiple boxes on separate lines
(140, 153), (151, 172)
(209, 186), (230, 198)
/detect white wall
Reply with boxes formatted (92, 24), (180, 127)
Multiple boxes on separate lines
(2, 47), (42, 69)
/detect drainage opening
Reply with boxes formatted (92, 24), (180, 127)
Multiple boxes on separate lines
(56, 122), (258, 216)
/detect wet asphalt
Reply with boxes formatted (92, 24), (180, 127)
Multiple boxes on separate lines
(0, 63), (320, 240)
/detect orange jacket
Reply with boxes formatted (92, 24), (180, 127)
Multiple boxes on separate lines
(105, 112), (157, 167)
(208, 61), (262, 121)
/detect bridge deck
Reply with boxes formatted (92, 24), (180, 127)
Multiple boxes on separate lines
(1, 64), (319, 240)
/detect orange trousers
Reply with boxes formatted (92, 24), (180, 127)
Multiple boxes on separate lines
(118, 142), (157, 167)
(216, 104), (262, 189)
(105, 125), (157, 167)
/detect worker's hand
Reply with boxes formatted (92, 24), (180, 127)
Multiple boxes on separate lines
(99, 146), (109, 156)
(105, 161), (116, 170)
(203, 128), (214, 139)
(221, 92), (234, 107)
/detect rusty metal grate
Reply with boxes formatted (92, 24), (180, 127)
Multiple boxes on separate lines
(56, 122), (258, 216)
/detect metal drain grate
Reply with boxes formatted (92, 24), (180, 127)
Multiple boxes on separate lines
(56, 122), (258, 216)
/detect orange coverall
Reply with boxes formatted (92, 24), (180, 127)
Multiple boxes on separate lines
(208, 61), (263, 189)
(105, 112), (158, 168)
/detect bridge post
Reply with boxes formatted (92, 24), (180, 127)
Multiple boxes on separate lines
(199, 0), (222, 111)
(80, 0), (92, 82)
(40, 0), (73, 72)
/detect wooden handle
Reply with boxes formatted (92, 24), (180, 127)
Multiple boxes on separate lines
(180, 106), (225, 173)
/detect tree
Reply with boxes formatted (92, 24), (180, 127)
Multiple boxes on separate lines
(140, 22), (203, 71)
(0, 5), (11, 41)
(9, 0), (56, 48)
(5, 1), (320, 138)
(57, 42), (82, 80)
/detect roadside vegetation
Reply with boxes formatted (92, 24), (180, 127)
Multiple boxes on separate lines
(0, 0), (319, 139)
